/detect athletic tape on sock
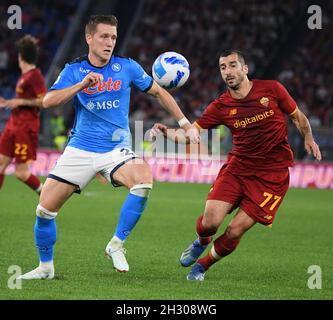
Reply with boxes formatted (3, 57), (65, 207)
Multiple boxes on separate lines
(129, 183), (153, 198)
(36, 204), (58, 219)
(210, 246), (222, 261)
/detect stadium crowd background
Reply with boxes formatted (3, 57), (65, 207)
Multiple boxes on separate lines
(0, 0), (332, 159)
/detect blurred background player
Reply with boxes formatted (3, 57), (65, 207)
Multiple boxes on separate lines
(18, 15), (198, 280)
(0, 35), (46, 195)
(151, 50), (322, 281)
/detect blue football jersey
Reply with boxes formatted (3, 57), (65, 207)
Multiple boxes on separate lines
(50, 55), (153, 153)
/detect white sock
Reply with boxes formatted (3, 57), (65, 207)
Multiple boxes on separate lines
(39, 261), (54, 270)
(111, 235), (123, 243)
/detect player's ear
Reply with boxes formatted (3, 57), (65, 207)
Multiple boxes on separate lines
(85, 32), (92, 45)
(243, 64), (249, 75)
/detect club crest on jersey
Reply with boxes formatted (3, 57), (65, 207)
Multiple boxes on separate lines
(229, 108), (237, 116)
(260, 97), (270, 107)
(111, 63), (121, 72)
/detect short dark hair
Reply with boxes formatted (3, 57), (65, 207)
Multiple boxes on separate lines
(220, 49), (246, 65)
(85, 15), (118, 34)
(16, 35), (39, 65)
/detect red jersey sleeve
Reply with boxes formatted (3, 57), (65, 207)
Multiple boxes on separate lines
(195, 99), (223, 129)
(30, 71), (47, 98)
(274, 81), (297, 116)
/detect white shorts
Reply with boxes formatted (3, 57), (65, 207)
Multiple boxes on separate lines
(49, 146), (138, 192)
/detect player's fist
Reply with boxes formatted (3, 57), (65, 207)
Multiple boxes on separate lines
(185, 124), (200, 144)
(80, 72), (104, 89)
(150, 123), (168, 139)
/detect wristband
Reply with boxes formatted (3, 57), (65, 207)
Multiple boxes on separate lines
(178, 117), (190, 127)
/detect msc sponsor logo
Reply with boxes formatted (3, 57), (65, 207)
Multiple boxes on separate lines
(86, 100), (120, 110)
(83, 77), (122, 94)
(233, 110), (274, 128)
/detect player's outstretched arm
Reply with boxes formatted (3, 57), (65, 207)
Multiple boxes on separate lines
(0, 96), (44, 109)
(150, 122), (199, 144)
(43, 72), (104, 108)
(290, 109), (322, 161)
(147, 81), (199, 143)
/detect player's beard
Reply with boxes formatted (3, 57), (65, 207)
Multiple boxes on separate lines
(226, 74), (244, 91)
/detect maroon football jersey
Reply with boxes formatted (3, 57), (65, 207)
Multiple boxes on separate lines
(196, 79), (297, 171)
(7, 68), (47, 131)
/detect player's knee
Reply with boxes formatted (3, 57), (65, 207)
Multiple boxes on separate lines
(203, 208), (222, 232)
(140, 169), (153, 184)
(226, 224), (246, 240)
(15, 170), (30, 181)
(131, 171), (153, 188)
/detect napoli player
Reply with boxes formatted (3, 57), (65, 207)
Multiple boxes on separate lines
(151, 50), (321, 281)
(18, 15), (199, 279)
(0, 35), (46, 195)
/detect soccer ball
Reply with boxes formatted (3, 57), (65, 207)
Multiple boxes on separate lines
(152, 52), (190, 89)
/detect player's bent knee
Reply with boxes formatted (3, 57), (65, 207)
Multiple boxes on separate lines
(130, 183), (153, 198)
(130, 173), (153, 189)
(137, 169), (154, 185)
(14, 170), (30, 181)
(36, 204), (58, 220)
(226, 225), (245, 240)
(203, 207), (223, 230)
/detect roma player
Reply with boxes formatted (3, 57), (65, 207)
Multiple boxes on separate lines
(0, 35), (46, 194)
(151, 50), (321, 281)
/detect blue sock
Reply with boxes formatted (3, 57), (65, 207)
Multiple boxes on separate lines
(115, 193), (148, 241)
(34, 216), (57, 262)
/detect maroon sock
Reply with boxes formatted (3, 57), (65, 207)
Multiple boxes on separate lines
(24, 174), (42, 193)
(196, 215), (217, 245)
(0, 174), (4, 189)
(197, 252), (217, 270)
(214, 231), (240, 257)
(197, 231), (241, 271)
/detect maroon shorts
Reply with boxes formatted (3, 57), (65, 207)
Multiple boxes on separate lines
(207, 163), (290, 225)
(0, 125), (38, 164)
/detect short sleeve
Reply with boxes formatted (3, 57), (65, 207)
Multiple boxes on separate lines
(129, 58), (153, 92)
(31, 72), (47, 97)
(50, 63), (76, 90)
(195, 99), (223, 129)
(274, 81), (297, 115)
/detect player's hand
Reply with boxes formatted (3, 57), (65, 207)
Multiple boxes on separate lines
(0, 96), (7, 108)
(184, 124), (200, 144)
(305, 137), (322, 161)
(80, 72), (104, 89)
(150, 123), (168, 138)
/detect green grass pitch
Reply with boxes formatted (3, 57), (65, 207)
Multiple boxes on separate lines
(0, 175), (332, 300)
